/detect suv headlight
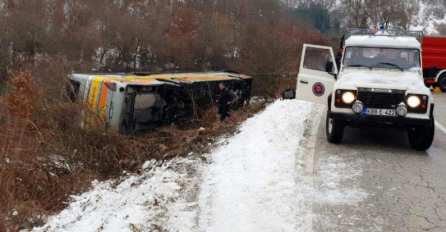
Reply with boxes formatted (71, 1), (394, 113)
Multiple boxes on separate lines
(407, 96), (421, 108)
(406, 94), (429, 114)
(342, 92), (356, 104)
(335, 90), (357, 108)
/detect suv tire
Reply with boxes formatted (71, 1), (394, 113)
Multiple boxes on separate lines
(438, 74), (446, 93)
(407, 119), (435, 151)
(326, 111), (345, 144)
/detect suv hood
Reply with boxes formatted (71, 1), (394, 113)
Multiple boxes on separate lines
(336, 69), (427, 91)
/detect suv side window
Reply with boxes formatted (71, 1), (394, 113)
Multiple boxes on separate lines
(303, 47), (332, 72)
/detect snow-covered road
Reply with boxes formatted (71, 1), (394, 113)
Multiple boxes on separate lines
(31, 100), (370, 232)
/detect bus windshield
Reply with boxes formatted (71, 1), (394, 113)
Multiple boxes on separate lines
(343, 47), (421, 70)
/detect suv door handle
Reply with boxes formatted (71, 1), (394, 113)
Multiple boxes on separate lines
(300, 80), (309, 84)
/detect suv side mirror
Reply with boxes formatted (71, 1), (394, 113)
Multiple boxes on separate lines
(428, 66), (437, 78)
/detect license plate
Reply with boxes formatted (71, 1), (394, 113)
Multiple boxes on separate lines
(363, 108), (397, 117)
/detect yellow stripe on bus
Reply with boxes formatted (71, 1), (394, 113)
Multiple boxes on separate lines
(87, 77), (106, 126)
(98, 80), (111, 125)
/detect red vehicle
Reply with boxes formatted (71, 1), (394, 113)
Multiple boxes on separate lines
(422, 36), (446, 92)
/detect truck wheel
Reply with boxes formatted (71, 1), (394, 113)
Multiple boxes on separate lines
(326, 111), (345, 144)
(438, 74), (446, 92)
(407, 119), (435, 151)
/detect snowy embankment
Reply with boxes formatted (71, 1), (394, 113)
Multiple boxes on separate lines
(198, 100), (323, 232)
(32, 100), (366, 232)
(32, 158), (202, 232)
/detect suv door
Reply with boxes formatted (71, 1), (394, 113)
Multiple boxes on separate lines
(296, 44), (337, 105)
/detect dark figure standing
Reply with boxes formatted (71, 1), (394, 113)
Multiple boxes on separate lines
(217, 83), (232, 122)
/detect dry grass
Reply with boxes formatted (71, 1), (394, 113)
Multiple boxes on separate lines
(251, 73), (297, 99)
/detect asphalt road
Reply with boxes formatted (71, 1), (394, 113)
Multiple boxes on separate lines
(311, 92), (446, 232)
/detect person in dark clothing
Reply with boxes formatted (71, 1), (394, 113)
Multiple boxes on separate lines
(335, 51), (342, 70)
(340, 35), (345, 50)
(217, 83), (232, 122)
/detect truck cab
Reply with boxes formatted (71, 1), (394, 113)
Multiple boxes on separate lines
(296, 31), (435, 151)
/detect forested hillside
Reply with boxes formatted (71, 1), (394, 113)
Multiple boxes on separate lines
(0, 0), (331, 77)
(289, 0), (446, 34)
(1, 0), (444, 78)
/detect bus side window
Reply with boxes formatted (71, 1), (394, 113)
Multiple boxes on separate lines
(66, 80), (80, 102)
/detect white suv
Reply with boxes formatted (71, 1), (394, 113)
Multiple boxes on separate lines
(296, 32), (435, 151)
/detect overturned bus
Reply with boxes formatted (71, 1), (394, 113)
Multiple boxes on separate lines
(68, 72), (253, 133)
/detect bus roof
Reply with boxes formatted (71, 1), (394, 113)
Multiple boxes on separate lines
(71, 72), (252, 85)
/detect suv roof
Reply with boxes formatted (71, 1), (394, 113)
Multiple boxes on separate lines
(345, 35), (421, 49)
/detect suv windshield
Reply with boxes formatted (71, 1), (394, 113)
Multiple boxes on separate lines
(343, 47), (421, 70)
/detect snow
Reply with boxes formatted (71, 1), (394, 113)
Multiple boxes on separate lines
(411, 2), (446, 35)
(31, 159), (202, 232)
(197, 100), (369, 232)
(375, 31), (390, 35)
(312, 155), (367, 204)
(336, 69), (428, 92)
(198, 100), (368, 232)
(198, 100), (322, 232)
(31, 100), (370, 232)
(345, 35), (421, 49)
(250, 96), (267, 103)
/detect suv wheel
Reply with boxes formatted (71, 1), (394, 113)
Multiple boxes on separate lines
(438, 74), (446, 93)
(407, 119), (435, 151)
(326, 111), (345, 144)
